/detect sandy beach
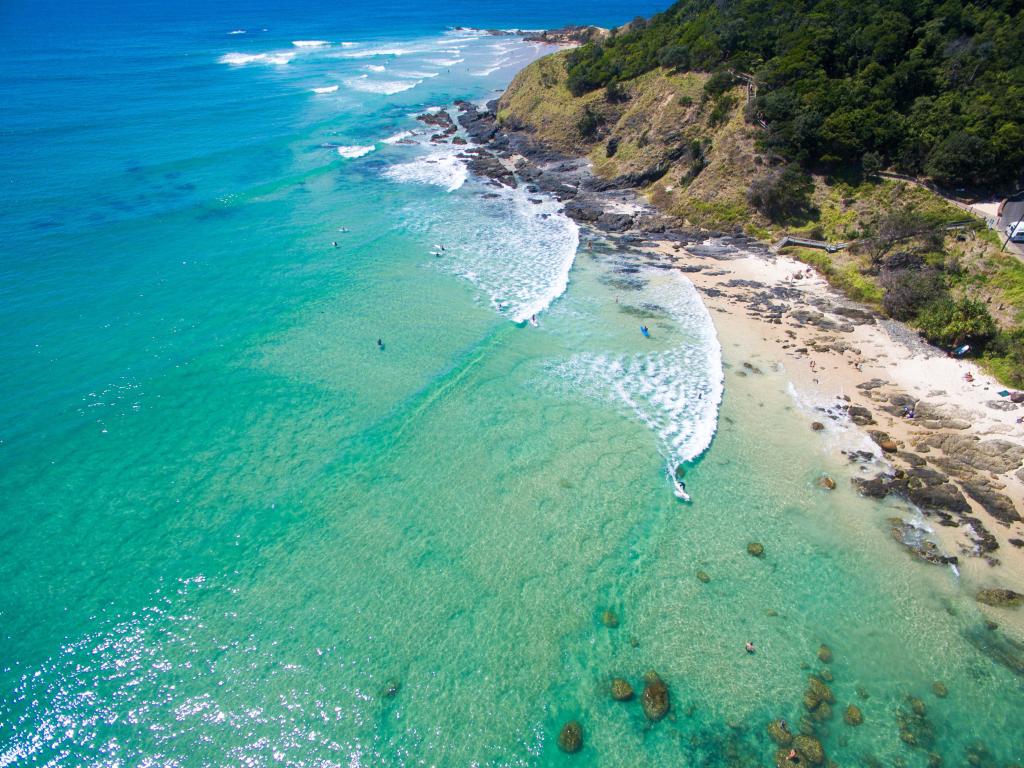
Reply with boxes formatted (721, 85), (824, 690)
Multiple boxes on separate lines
(644, 240), (1024, 621)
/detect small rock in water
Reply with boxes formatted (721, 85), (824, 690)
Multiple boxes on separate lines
(696, 570), (711, 583)
(931, 681), (948, 698)
(557, 720), (583, 753)
(817, 475), (837, 490)
(817, 644), (833, 663)
(600, 609), (619, 628)
(843, 704), (864, 726)
(610, 677), (634, 701)
(909, 696), (926, 716)
(747, 542), (765, 557)
(641, 671), (670, 721)
(819, 669), (833, 682)
(811, 421), (825, 431)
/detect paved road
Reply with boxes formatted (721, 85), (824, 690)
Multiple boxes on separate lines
(998, 200), (1024, 256)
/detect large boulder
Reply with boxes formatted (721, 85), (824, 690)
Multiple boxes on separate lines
(557, 720), (583, 753)
(641, 672), (670, 721)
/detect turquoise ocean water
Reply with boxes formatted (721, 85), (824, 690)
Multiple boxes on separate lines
(2, 1), (1023, 765)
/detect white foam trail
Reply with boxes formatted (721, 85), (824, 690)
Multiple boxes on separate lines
(336, 145), (376, 159)
(383, 148), (467, 192)
(219, 51), (296, 66)
(292, 39), (329, 47)
(333, 46), (418, 59)
(398, 174), (579, 321)
(470, 62), (507, 77)
(344, 75), (420, 94)
(311, 85), (339, 94)
(363, 64), (386, 72)
(228, 29), (246, 35)
(382, 130), (415, 144)
(551, 271), (724, 467)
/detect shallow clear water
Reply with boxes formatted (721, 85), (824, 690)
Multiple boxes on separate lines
(2, 1), (1024, 766)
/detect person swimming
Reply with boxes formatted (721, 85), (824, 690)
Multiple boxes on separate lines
(745, 641), (755, 653)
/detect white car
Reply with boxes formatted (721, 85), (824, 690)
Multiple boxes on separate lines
(1006, 220), (1024, 243)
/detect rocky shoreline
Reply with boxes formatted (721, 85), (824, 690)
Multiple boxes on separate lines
(412, 98), (1024, 615)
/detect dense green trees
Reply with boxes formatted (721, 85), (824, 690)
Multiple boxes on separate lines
(566, 0), (1024, 190)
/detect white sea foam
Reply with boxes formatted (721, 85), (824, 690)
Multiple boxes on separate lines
(336, 145), (376, 159)
(470, 61), (508, 77)
(219, 51), (296, 66)
(333, 46), (417, 59)
(345, 75), (420, 94)
(311, 85), (339, 93)
(228, 29), (246, 35)
(422, 57), (464, 67)
(382, 130), (415, 144)
(550, 271), (724, 469)
(383, 148), (468, 192)
(397, 174), (579, 321)
(292, 39), (329, 47)
(395, 70), (439, 79)
(363, 64), (386, 72)
(340, 41), (357, 47)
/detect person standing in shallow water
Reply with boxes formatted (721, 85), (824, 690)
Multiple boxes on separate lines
(377, 338), (383, 350)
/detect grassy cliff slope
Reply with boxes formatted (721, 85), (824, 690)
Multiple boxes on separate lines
(497, 51), (1024, 385)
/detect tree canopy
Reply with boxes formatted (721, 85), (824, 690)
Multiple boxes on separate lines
(565, 0), (1024, 189)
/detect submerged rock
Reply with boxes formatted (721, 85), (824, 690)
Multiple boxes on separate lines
(817, 644), (833, 663)
(793, 734), (825, 765)
(610, 677), (634, 701)
(817, 474), (837, 490)
(767, 719), (793, 746)
(641, 672), (670, 721)
(843, 704), (864, 726)
(601, 609), (620, 627)
(804, 676), (835, 712)
(696, 570), (711, 583)
(747, 542), (765, 557)
(557, 720), (583, 753)
(931, 681), (948, 698)
(976, 588), (1023, 608)
(383, 679), (401, 698)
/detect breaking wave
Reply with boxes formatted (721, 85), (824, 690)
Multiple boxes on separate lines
(336, 145), (376, 159)
(550, 271), (724, 470)
(344, 75), (420, 94)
